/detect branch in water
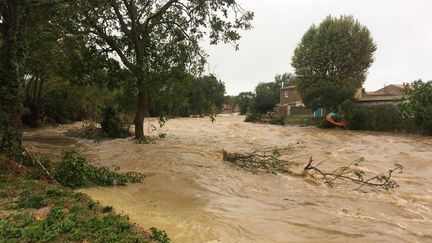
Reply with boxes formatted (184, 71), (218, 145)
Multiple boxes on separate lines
(223, 147), (403, 191)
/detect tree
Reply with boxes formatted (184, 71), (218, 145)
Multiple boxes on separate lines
(291, 15), (376, 112)
(189, 75), (226, 115)
(0, 0), (67, 155)
(236, 92), (254, 115)
(236, 92), (255, 115)
(252, 82), (280, 114)
(400, 80), (432, 135)
(0, 0), (28, 154)
(67, 1), (253, 140)
(274, 73), (294, 87)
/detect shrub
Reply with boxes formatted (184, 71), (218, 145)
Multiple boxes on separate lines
(344, 105), (402, 132)
(244, 113), (262, 123)
(65, 125), (108, 141)
(100, 105), (131, 138)
(53, 151), (144, 189)
(400, 80), (432, 135)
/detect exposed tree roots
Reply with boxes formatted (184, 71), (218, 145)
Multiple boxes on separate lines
(223, 146), (403, 191)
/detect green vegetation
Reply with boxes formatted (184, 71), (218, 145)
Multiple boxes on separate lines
(64, 0), (253, 140)
(237, 92), (255, 115)
(0, 173), (169, 242)
(53, 151), (144, 189)
(292, 15), (376, 113)
(400, 80), (432, 135)
(338, 81), (432, 134)
(1, 0), (254, 153)
(343, 104), (403, 132)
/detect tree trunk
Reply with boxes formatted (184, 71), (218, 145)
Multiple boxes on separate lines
(0, 0), (24, 155)
(134, 73), (148, 141)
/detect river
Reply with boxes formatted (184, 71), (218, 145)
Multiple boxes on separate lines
(23, 115), (432, 242)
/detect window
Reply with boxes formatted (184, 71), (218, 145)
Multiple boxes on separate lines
(285, 91), (289, 98)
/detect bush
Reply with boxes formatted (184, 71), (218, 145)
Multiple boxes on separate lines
(100, 105), (131, 138)
(344, 105), (402, 132)
(244, 113), (262, 123)
(65, 124), (108, 141)
(400, 80), (432, 135)
(53, 151), (144, 189)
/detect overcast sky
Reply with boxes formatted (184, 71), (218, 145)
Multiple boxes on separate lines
(202, 0), (432, 96)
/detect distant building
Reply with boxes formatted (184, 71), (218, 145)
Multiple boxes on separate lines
(276, 83), (406, 117)
(356, 84), (405, 106)
(276, 85), (316, 117)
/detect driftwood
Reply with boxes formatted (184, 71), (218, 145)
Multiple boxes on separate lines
(223, 146), (403, 191)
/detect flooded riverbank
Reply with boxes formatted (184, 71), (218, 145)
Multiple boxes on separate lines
(24, 115), (432, 242)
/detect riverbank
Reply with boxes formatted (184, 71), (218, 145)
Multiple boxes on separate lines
(0, 166), (169, 242)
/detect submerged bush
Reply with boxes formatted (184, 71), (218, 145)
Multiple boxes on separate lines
(100, 105), (131, 138)
(54, 151), (144, 188)
(244, 113), (262, 123)
(65, 124), (108, 141)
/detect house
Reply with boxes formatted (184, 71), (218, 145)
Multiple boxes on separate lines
(276, 83), (405, 117)
(356, 84), (405, 106)
(276, 84), (316, 117)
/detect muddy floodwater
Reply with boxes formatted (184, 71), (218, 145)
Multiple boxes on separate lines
(24, 115), (432, 242)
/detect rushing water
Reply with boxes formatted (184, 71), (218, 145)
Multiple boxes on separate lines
(24, 116), (432, 242)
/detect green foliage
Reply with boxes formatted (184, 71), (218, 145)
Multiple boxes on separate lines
(63, 0), (253, 139)
(344, 105), (402, 132)
(100, 105), (131, 138)
(302, 84), (355, 112)
(65, 125), (108, 142)
(400, 80), (432, 135)
(274, 73), (295, 87)
(244, 113), (263, 123)
(292, 15), (376, 111)
(252, 82), (281, 114)
(13, 195), (45, 209)
(0, 177), (168, 242)
(149, 227), (171, 243)
(237, 92), (255, 115)
(188, 75), (226, 115)
(40, 81), (114, 124)
(54, 151), (144, 189)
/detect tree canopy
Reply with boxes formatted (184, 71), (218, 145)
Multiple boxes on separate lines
(64, 0), (253, 140)
(291, 15), (376, 112)
(400, 80), (432, 135)
(0, 0), (254, 155)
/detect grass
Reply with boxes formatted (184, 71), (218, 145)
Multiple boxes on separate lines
(0, 174), (170, 242)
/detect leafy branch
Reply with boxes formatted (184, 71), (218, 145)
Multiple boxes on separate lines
(223, 146), (403, 191)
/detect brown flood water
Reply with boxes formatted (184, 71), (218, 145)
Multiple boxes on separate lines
(23, 115), (432, 242)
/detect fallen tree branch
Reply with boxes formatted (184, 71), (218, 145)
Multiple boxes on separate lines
(223, 147), (403, 191)
(304, 157), (403, 190)
(222, 145), (305, 174)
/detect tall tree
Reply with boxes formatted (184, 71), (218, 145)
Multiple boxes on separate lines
(291, 15), (376, 112)
(0, 0), (29, 154)
(252, 81), (280, 114)
(400, 80), (432, 135)
(236, 91), (254, 115)
(68, 0), (253, 140)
